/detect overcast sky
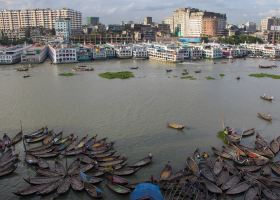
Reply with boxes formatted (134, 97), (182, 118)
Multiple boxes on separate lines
(1, 0), (280, 25)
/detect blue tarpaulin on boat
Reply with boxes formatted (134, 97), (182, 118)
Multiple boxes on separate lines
(130, 183), (164, 200)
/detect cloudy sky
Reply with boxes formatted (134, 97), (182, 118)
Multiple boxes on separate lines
(0, 0), (280, 25)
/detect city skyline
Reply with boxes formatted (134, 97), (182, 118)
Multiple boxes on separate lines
(0, 0), (280, 25)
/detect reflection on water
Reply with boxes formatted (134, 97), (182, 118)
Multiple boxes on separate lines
(0, 58), (280, 199)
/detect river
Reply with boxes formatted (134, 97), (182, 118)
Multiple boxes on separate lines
(0, 58), (280, 199)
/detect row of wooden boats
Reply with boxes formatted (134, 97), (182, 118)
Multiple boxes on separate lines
(12, 127), (154, 198)
(156, 127), (280, 199)
(0, 148), (19, 177)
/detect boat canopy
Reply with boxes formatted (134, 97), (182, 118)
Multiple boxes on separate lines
(130, 183), (164, 200)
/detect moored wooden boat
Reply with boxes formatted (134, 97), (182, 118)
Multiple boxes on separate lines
(38, 158), (49, 169)
(168, 122), (184, 130)
(160, 163), (172, 180)
(14, 184), (46, 196)
(57, 176), (71, 195)
(25, 154), (38, 165)
(36, 168), (62, 177)
(24, 176), (60, 185)
(259, 65), (277, 68)
(3, 134), (11, 147)
(79, 172), (103, 184)
(258, 112), (272, 122)
(107, 174), (129, 185)
(106, 182), (131, 194)
(128, 154), (152, 168)
(11, 131), (23, 145)
(270, 139), (280, 154)
(84, 183), (102, 198)
(186, 157), (199, 175)
(242, 128), (255, 137)
(113, 167), (140, 176)
(71, 176), (84, 191)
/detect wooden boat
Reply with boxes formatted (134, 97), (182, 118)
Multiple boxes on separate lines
(23, 75), (31, 78)
(245, 187), (259, 200)
(25, 154), (38, 165)
(67, 159), (80, 175)
(55, 138), (74, 151)
(221, 175), (240, 190)
(271, 163), (280, 176)
(200, 166), (215, 182)
(213, 157), (223, 175)
(226, 133), (241, 143)
(160, 163), (172, 180)
(211, 147), (231, 159)
(35, 152), (59, 158)
(3, 134), (11, 147)
(128, 154), (152, 168)
(0, 165), (17, 177)
(186, 157), (199, 175)
(262, 188), (279, 200)
(88, 171), (105, 177)
(225, 181), (250, 195)
(38, 158), (49, 169)
(14, 184), (47, 196)
(99, 163), (126, 172)
(216, 168), (230, 186)
(166, 69), (172, 73)
(80, 155), (95, 164)
(255, 146), (274, 159)
(36, 168), (61, 177)
(236, 165), (262, 172)
(93, 151), (116, 158)
(73, 66), (94, 72)
(54, 134), (73, 145)
(52, 131), (63, 143)
(54, 160), (66, 176)
(43, 131), (62, 145)
(270, 139), (279, 154)
(194, 70), (201, 73)
(256, 134), (269, 148)
(106, 182), (131, 194)
(71, 176), (84, 191)
(0, 139), (5, 151)
(66, 136), (79, 151)
(107, 174), (129, 185)
(236, 76), (240, 80)
(259, 65), (277, 68)
(27, 141), (54, 152)
(57, 177), (71, 195)
(37, 181), (60, 195)
(11, 131), (23, 145)
(79, 163), (95, 174)
(113, 167), (139, 176)
(260, 95), (274, 102)
(79, 172), (103, 184)
(130, 66), (139, 70)
(25, 131), (50, 143)
(75, 135), (88, 149)
(99, 159), (125, 167)
(62, 148), (84, 156)
(24, 176), (60, 185)
(30, 146), (56, 156)
(25, 127), (46, 138)
(258, 112), (272, 122)
(84, 183), (102, 199)
(168, 122), (184, 130)
(242, 128), (255, 137)
(97, 155), (120, 162)
(204, 180), (222, 194)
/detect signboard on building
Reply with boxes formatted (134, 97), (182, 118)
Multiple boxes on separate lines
(178, 38), (201, 43)
(271, 26), (280, 31)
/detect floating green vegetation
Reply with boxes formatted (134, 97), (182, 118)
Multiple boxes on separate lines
(59, 72), (75, 77)
(249, 73), (280, 79)
(99, 71), (134, 79)
(205, 76), (215, 80)
(181, 75), (196, 80)
(217, 130), (229, 144)
(219, 73), (225, 77)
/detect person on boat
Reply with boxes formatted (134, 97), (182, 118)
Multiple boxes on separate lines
(148, 153), (153, 159)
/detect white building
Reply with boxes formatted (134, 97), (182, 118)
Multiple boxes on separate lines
(21, 45), (48, 63)
(202, 46), (223, 59)
(0, 8), (82, 33)
(0, 44), (32, 64)
(55, 18), (71, 42)
(48, 44), (77, 64)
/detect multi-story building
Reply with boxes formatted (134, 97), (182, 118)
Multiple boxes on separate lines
(144, 17), (153, 25)
(21, 44), (48, 63)
(245, 22), (257, 33)
(0, 8), (82, 33)
(114, 45), (133, 59)
(55, 18), (71, 42)
(261, 17), (280, 32)
(164, 8), (226, 37)
(76, 46), (92, 61)
(48, 43), (77, 64)
(87, 17), (99, 26)
(0, 44), (32, 64)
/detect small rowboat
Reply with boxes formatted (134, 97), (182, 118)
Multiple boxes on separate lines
(195, 70), (201, 73)
(128, 154), (152, 168)
(242, 128), (255, 137)
(107, 174), (129, 185)
(258, 113), (272, 122)
(106, 182), (131, 194)
(11, 131), (23, 145)
(259, 65), (277, 69)
(160, 163), (172, 180)
(84, 183), (102, 198)
(166, 69), (172, 73)
(168, 122), (184, 130)
(260, 95), (274, 102)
